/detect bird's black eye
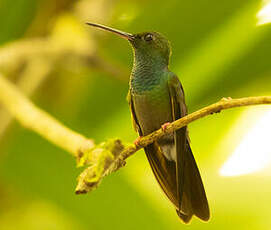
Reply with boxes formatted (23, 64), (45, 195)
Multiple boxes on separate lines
(144, 33), (153, 42)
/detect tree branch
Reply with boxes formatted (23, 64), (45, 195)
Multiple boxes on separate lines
(0, 73), (271, 194)
(0, 57), (52, 139)
(0, 33), (127, 138)
(75, 96), (271, 193)
(0, 73), (94, 156)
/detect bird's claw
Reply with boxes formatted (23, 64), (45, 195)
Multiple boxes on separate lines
(134, 136), (142, 146)
(161, 122), (171, 131)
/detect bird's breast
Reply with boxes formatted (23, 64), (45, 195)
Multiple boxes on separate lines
(132, 85), (172, 135)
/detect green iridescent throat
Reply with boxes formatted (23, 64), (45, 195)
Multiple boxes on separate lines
(130, 49), (169, 93)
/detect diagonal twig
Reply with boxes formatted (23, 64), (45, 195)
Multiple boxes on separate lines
(0, 73), (270, 194)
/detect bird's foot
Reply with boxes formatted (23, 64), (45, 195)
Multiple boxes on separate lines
(134, 136), (142, 146)
(161, 122), (171, 131)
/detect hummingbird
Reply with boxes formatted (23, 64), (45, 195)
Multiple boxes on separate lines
(86, 22), (210, 223)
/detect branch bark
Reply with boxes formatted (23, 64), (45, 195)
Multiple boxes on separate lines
(0, 73), (94, 156)
(75, 95), (271, 193)
(0, 73), (271, 194)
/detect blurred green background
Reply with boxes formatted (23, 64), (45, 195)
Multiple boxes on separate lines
(0, 0), (271, 229)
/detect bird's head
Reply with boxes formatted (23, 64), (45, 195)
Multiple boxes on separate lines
(130, 32), (171, 65)
(86, 23), (171, 66)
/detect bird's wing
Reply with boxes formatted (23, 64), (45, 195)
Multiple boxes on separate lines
(127, 90), (142, 135)
(168, 75), (189, 218)
(168, 75), (210, 223)
(128, 90), (179, 208)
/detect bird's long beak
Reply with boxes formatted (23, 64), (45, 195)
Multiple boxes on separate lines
(86, 22), (134, 41)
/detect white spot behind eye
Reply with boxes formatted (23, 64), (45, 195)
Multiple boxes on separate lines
(144, 33), (153, 42)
